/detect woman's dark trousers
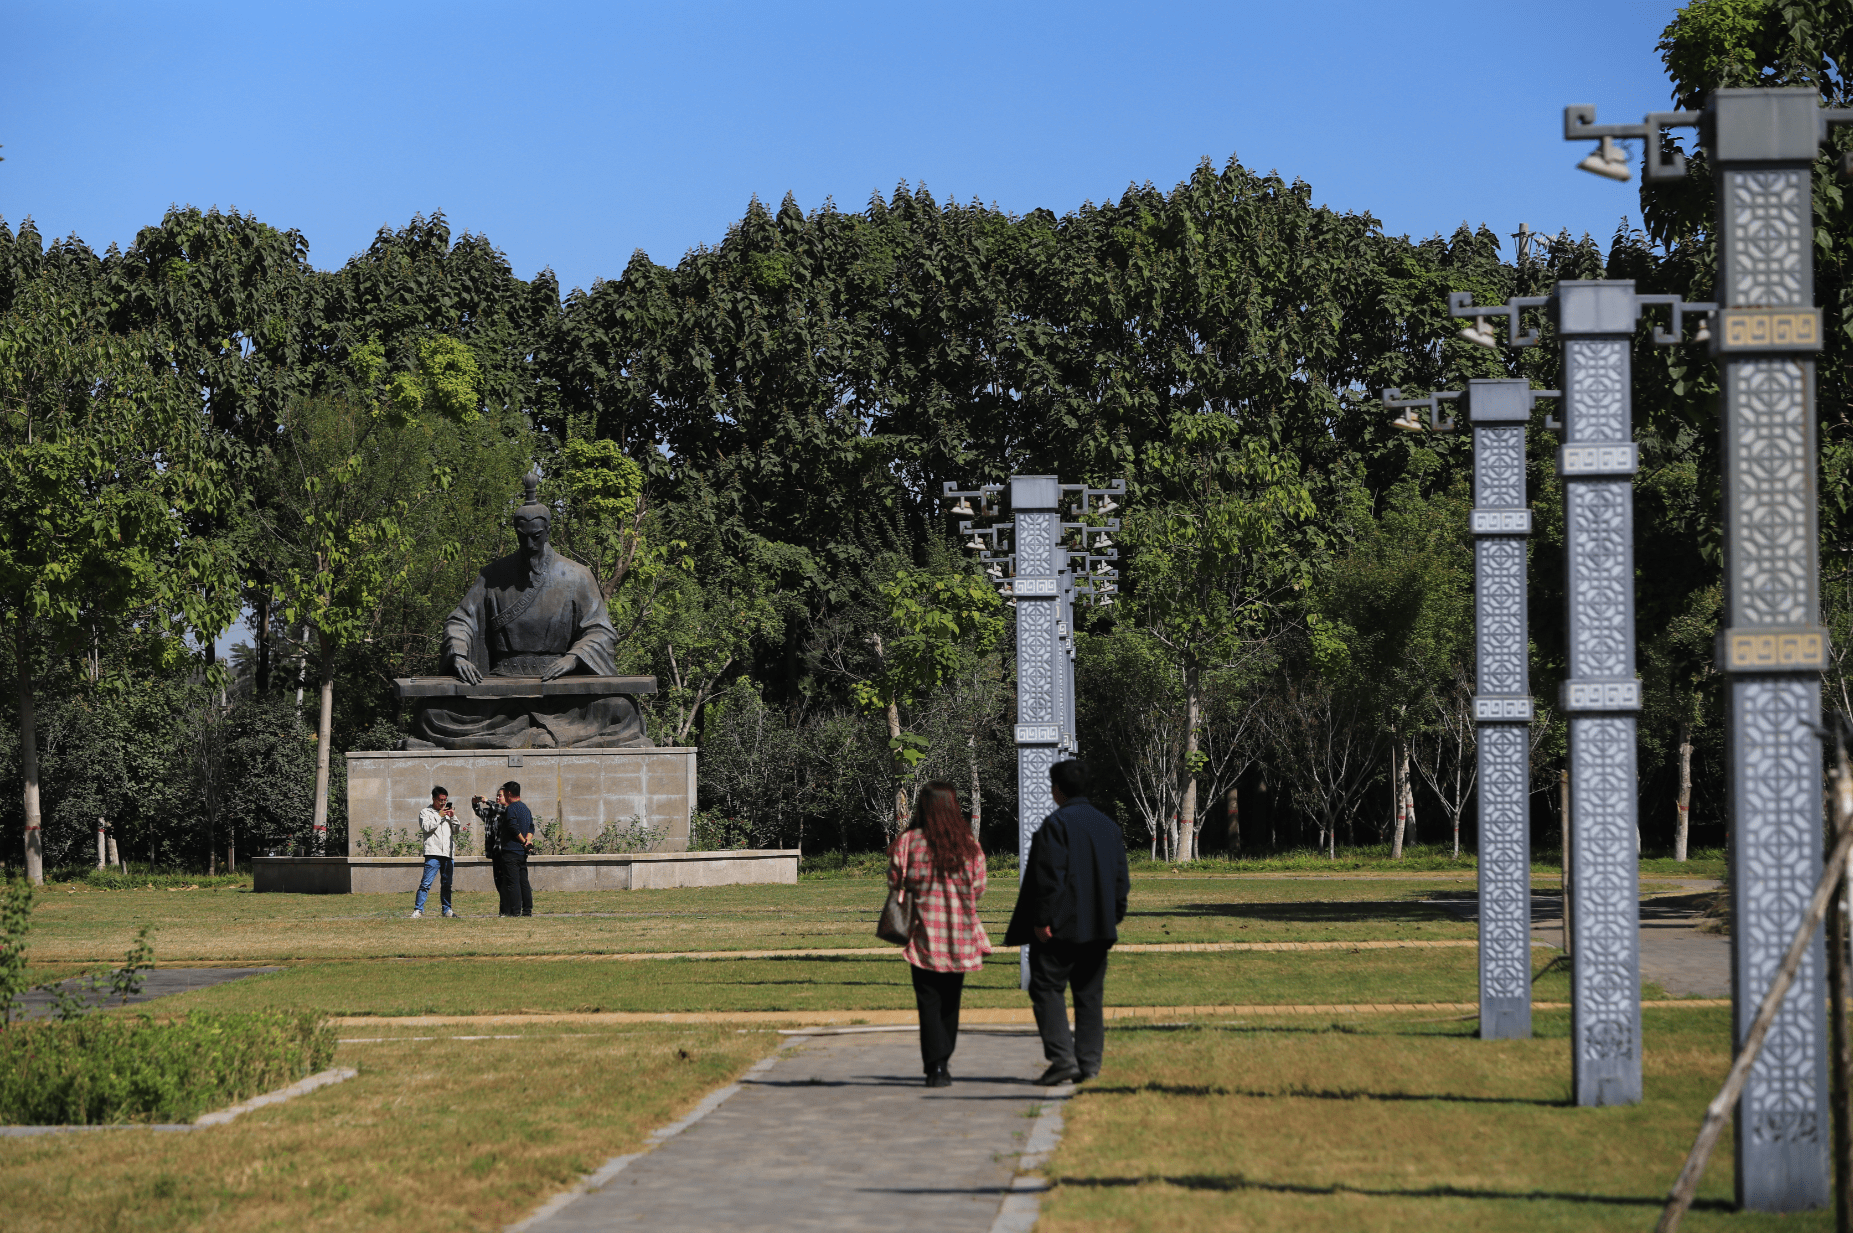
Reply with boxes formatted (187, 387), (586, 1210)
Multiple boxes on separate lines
(910, 965), (966, 1074)
(497, 846), (533, 917)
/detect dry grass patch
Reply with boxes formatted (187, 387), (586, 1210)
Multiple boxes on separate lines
(1040, 1007), (1816, 1232)
(0, 1022), (773, 1233)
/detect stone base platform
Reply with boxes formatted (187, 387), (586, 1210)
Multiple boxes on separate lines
(347, 747), (695, 854)
(253, 851), (800, 895)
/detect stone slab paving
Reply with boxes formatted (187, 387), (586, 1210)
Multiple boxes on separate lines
(16, 967), (278, 1020)
(527, 1028), (1059, 1232)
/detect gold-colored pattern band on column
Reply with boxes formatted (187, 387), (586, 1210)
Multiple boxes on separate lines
(1717, 626), (1829, 671)
(1712, 308), (1822, 353)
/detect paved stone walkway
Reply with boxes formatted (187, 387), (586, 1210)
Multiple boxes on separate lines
(16, 967), (278, 1020)
(525, 1028), (1061, 1232)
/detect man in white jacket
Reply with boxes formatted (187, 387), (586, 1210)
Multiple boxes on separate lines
(411, 786), (465, 918)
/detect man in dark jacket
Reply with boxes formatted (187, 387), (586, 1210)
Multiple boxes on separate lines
(1004, 759), (1131, 1085)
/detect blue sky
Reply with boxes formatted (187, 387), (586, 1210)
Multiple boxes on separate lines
(5, 1), (1682, 296)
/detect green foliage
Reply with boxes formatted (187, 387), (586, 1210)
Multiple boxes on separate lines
(0, 281), (240, 672)
(0, 1010), (334, 1125)
(853, 568), (1005, 713)
(0, 874), (32, 1025)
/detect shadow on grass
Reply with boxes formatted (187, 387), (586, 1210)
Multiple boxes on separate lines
(1051, 1174), (1722, 1210)
(1129, 902), (1457, 925)
(1082, 1081), (1568, 1107)
(1108, 1022), (1480, 1039)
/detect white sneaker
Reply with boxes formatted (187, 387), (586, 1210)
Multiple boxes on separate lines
(442, 908), (455, 918)
(410, 909), (423, 918)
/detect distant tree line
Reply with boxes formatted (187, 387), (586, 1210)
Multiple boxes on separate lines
(4, 0), (1852, 876)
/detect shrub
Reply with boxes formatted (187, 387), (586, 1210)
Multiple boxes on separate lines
(0, 1010), (335, 1125)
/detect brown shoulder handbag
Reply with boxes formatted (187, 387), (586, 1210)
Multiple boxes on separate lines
(877, 846), (916, 944)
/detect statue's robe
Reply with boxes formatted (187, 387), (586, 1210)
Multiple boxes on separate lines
(405, 546), (650, 749)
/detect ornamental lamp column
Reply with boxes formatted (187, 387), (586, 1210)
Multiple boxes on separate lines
(1385, 379), (1555, 1041)
(943, 476), (1122, 987)
(1449, 284), (1709, 1098)
(1568, 90), (1849, 1210)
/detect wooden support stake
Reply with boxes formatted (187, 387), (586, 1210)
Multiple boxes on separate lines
(1560, 768), (1571, 957)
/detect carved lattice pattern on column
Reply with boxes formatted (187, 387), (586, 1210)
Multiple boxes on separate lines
(1726, 360), (1816, 626)
(1726, 170), (1809, 306)
(1567, 481), (1633, 677)
(1476, 539), (1525, 696)
(1733, 679), (1825, 1148)
(1570, 716), (1641, 1099)
(1476, 724), (1531, 1003)
(1564, 339), (1628, 441)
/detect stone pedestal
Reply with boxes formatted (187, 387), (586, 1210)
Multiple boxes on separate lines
(346, 747), (695, 854)
(253, 850), (799, 894)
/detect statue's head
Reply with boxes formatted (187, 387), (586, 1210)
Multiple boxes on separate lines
(513, 469), (551, 558)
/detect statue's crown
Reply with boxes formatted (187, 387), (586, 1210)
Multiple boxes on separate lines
(514, 468), (551, 525)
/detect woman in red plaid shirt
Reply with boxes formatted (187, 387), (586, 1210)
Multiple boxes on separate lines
(888, 781), (991, 1087)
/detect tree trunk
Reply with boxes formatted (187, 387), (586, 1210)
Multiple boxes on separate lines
(1402, 761), (1417, 849)
(885, 697), (907, 832)
(967, 734), (982, 843)
(17, 620), (42, 884)
(1226, 783), (1240, 856)
(255, 589), (272, 696)
(1179, 670), (1201, 862)
(106, 831), (121, 873)
(1390, 740), (1407, 860)
(1675, 720), (1693, 862)
(96, 818), (106, 870)
(311, 628), (335, 856)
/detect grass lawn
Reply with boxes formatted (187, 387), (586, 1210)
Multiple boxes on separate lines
(120, 949), (1601, 1018)
(26, 870), (1721, 966)
(1044, 1005), (1810, 1232)
(0, 1021), (771, 1233)
(4, 867), (1759, 1232)
(26, 876), (1491, 963)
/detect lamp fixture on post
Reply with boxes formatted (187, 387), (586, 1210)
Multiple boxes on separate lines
(1577, 135), (1634, 181)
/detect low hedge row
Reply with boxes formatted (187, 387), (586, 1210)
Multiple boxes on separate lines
(0, 1011), (335, 1125)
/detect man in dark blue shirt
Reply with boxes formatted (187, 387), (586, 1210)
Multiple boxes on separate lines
(498, 780), (535, 917)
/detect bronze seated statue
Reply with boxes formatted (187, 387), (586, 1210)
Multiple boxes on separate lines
(397, 473), (656, 750)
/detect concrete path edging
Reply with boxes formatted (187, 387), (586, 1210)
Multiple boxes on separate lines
(989, 1084), (1073, 1233)
(0, 1066), (357, 1137)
